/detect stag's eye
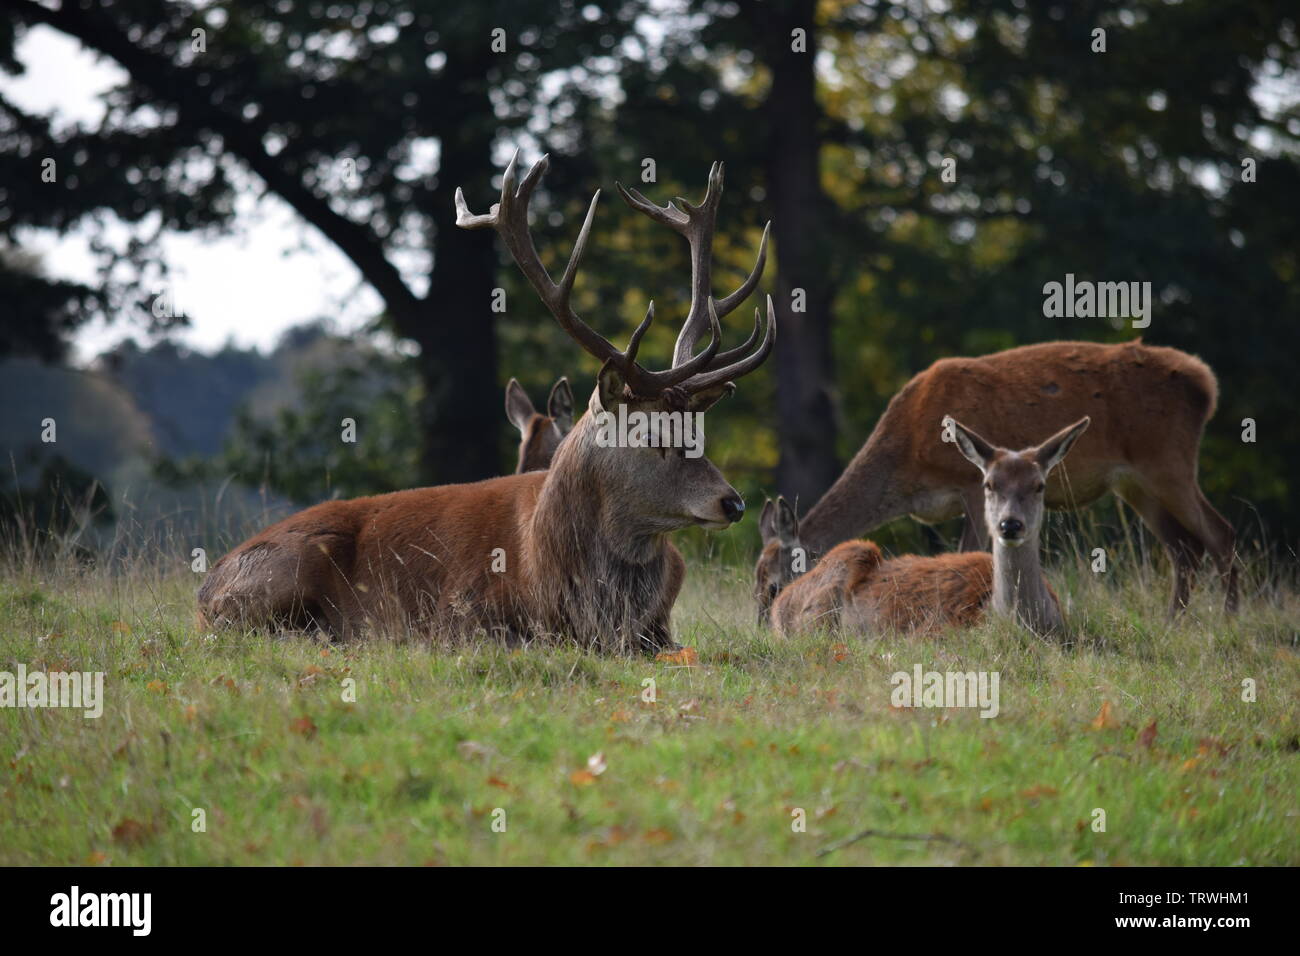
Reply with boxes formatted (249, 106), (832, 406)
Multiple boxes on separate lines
(984, 481), (994, 492)
(1036, 482), (1046, 493)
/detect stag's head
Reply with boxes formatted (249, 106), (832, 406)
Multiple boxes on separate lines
(946, 416), (1091, 548)
(506, 376), (573, 473)
(458, 154), (775, 535)
(755, 496), (802, 623)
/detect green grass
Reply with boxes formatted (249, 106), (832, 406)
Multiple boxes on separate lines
(1, 545), (1297, 866)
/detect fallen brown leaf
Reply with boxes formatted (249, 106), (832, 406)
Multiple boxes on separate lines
(1090, 700), (1118, 730)
(111, 818), (152, 847)
(655, 646), (699, 667)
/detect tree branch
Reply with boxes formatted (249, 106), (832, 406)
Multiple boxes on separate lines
(5, 0), (421, 316)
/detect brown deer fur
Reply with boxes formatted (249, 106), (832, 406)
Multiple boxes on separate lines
(771, 547), (996, 637)
(760, 340), (1236, 617)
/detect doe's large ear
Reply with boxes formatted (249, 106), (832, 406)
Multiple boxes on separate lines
(505, 378), (536, 434)
(548, 377), (574, 434)
(945, 415), (997, 473)
(774, 496), (800, 546)
(758, 498), (777, 544)
(1033, 416), (1091, 474)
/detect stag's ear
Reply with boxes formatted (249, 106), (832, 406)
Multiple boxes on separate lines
(505, 378), (536, 433)
(595, 362), (629, 413)
(1033, 416), (1091, 474)
(548, 377), (574, 434)
(946, 416), (997, 473)
(775, 496), (800, 547)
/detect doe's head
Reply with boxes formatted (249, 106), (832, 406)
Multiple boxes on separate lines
(945, 415), (1091, 548)
(506, 376), (574, 473)
(755, 496), (802, 623)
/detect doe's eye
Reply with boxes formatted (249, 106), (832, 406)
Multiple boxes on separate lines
(1036, 483), (1046, 493)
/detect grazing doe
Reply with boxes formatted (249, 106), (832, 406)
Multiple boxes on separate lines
(755, 340), (1237, 619)
(505, 376), (574, 473)
(762, 417), (1090, 639)
(198, 154), (773, 652)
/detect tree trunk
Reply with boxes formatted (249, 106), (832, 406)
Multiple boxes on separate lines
(763, 0), (840, 509)
(394, 93), (502, 485)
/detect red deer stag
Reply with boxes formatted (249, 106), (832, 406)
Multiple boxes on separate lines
(755, 341), (1236, 620)
(505, 376), (573, 473)
(199, 153), (774, 652)
(764, 417), (1090, 638)
(505, 373), (687, 620)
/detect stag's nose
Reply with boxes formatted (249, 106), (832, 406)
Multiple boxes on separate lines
(998, 518), (1024, 540)
(721, 495), (746, 524)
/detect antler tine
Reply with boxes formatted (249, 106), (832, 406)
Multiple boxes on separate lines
(623, 300), (657, 368)
(615, 181), (689, 231)
(680, 295), (777, 395)
(455, 149), (627, 371)
(714, 220), (771, 317)
(703, 299), (762, 370)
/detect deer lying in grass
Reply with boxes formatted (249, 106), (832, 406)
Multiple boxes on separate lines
(199, 154), (774, 651)
(762, 417), (1090, 639)
(755, 340), (1236, 619)
(505, 376), (573, 473)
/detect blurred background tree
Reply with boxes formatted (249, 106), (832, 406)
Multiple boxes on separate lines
(2, 0), (1297, 554)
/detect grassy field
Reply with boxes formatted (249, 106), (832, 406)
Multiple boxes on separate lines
(1, 539), (1297, 866)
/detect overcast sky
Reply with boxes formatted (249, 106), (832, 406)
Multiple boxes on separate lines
(2, 26), (383, 363)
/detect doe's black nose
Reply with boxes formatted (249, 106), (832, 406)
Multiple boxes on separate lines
(721, 495), (746, 524)
(999, 518), (1024, 539)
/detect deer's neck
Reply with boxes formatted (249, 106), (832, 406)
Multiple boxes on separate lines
(990, 539), (1061, 635)
(523, 422), (672, 649)
(799, 428), (906, 555)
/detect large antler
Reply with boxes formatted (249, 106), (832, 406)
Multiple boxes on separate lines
(455, 151), (774, 400)
(616, 161), (771, 371)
